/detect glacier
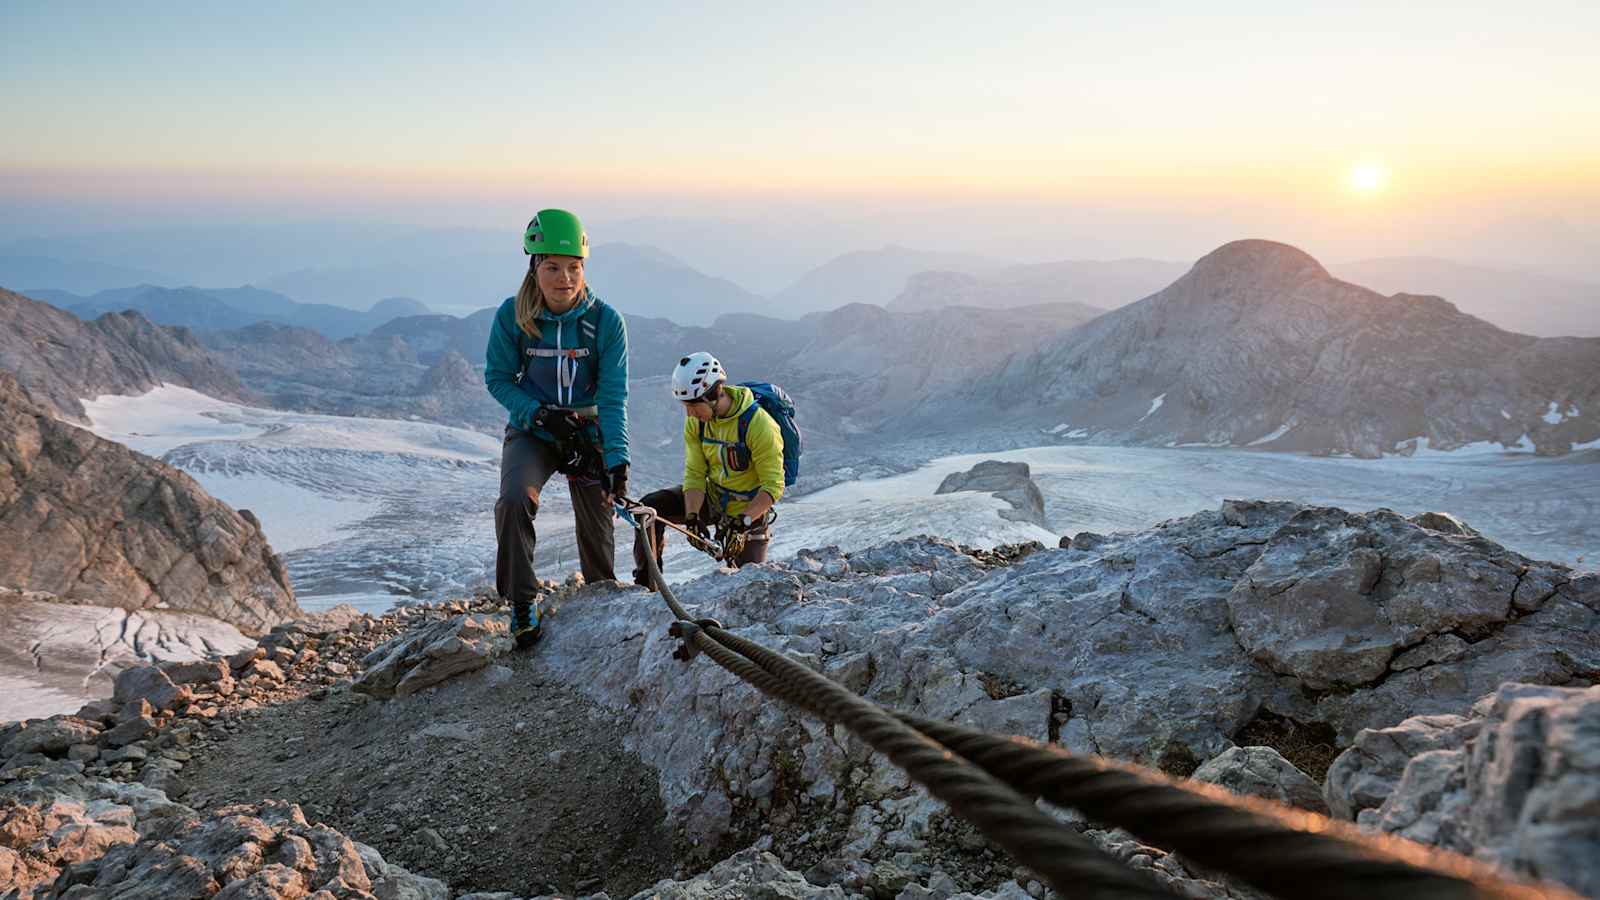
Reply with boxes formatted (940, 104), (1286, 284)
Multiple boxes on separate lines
(81, 387), (1599, 618)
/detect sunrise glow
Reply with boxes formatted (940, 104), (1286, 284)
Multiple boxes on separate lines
(1347, 164), (1390, 196)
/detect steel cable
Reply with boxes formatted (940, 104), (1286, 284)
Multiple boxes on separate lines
(893, 714), (1574, 900)
(626, 510), (1578, 900)
(635, 519), (1181, 900)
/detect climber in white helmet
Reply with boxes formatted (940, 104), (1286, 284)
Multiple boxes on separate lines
(632, 352), (786, 584)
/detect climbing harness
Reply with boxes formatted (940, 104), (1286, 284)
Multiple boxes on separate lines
(711, 508), (776, 562)
(619, 514), (1573, 900)
(538, 407), (605, 480)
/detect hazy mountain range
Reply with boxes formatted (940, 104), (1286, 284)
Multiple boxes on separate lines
(902, 240), (1600, 457)
(888, 259), (1190, 313)
(29, 285), (429, 340)
(3, 236), (1597, 464)
(7, 224), (1595, 336)
(1328, 257), (1600, 338)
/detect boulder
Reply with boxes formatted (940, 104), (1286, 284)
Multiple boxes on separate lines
(1190, 746), (1327, 813)
(228, 647), (267, 672)
(352, 614), (507, 699)
(935, 461), (1047, 529)
(98, 716), (158, 749)
(1326, 683), (1600, 897)
(72, 701), (119, 727)
(158, 660), (229, 686)
(0, 778), (448, 900)
(2, 718), (101, 760)
(246, 659), (286, 683)
(112, 667), (192, 713)
(1226, 507), (1560, 691)
(1322, 713), (1480, 821)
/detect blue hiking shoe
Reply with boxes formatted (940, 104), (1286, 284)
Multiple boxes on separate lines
(511, 602), (542, 651)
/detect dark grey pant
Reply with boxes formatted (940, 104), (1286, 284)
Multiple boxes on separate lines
(495, 426), (616, 615)
(631, 485), (769, 585)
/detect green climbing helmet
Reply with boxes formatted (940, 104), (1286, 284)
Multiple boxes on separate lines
(523, 209), (590, 258)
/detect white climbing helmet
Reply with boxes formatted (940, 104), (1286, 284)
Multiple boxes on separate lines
(671, 351), (725, 401)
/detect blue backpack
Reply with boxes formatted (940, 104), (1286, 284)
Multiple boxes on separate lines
(700, 382), (803, 487)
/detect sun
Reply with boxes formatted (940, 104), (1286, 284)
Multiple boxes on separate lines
(1346, 163), (1389, 195)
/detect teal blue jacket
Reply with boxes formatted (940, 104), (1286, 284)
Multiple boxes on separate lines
(484, 292), (630, 469)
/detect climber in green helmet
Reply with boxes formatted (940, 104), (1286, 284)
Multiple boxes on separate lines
(484, 209), (630, 650)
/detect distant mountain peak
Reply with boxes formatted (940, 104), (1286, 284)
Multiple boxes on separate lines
(1189, 240), (1330, 283)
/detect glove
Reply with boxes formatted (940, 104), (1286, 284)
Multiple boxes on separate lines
(684, 513), (711, 542)
(606, 464), (629, 500)
(531, 406), (581, 444)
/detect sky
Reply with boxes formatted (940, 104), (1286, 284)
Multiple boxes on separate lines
(3, 1), (1598, 284)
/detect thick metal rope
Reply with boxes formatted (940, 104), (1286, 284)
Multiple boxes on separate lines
(893, 714), (1574, 900)
(628, 511), (1577, 900)
(634, 516), (1180, 900)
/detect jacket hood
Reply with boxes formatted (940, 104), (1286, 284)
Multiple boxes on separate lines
(715, 384), (755, 420)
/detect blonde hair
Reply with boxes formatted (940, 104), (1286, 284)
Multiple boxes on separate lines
(515, 256), (590, 339)
(514, 268), (547, 339)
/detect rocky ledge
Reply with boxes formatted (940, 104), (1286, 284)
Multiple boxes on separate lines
(2, 500), (1595, 899)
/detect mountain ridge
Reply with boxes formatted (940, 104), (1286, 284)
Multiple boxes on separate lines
(0, 287), (250, 420)
(900, 239), (1600, 457)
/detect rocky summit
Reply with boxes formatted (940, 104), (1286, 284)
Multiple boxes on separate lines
(0, 371), (297, 632)
(2, 501), (1595, 899)
(912, 239), (1600, 457)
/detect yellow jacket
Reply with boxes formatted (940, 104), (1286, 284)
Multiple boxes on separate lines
(683, 385), (785, 517)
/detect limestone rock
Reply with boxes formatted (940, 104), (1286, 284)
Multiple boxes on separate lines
(1190, 747), (1327, 814)
(1226, 506), (1547, 691)
(98, 716), (158, 749)
(1327, 683), (1600, 898)
(520, 501), (1595, 863)
(0, 769), (194, 899)
(112, 666), (192, 714)
(935, 461), (1047, 529)
(627, 847), (850, 899)
(0, 783), (445, 900)
(158, 660), (229, 686)
(352, 614), (507, 699)
(2, 718), (101, 760)
(1322, 714), (1480, 821)
(0, 372), (298, 634)
(0, 288), (248, 423)
(229, 647), (268, 672)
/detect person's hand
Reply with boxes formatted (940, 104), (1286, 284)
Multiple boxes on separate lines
(606, 464), (629, 500)
(685, 514), (711, 542)
(531, 406), (581, 443)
